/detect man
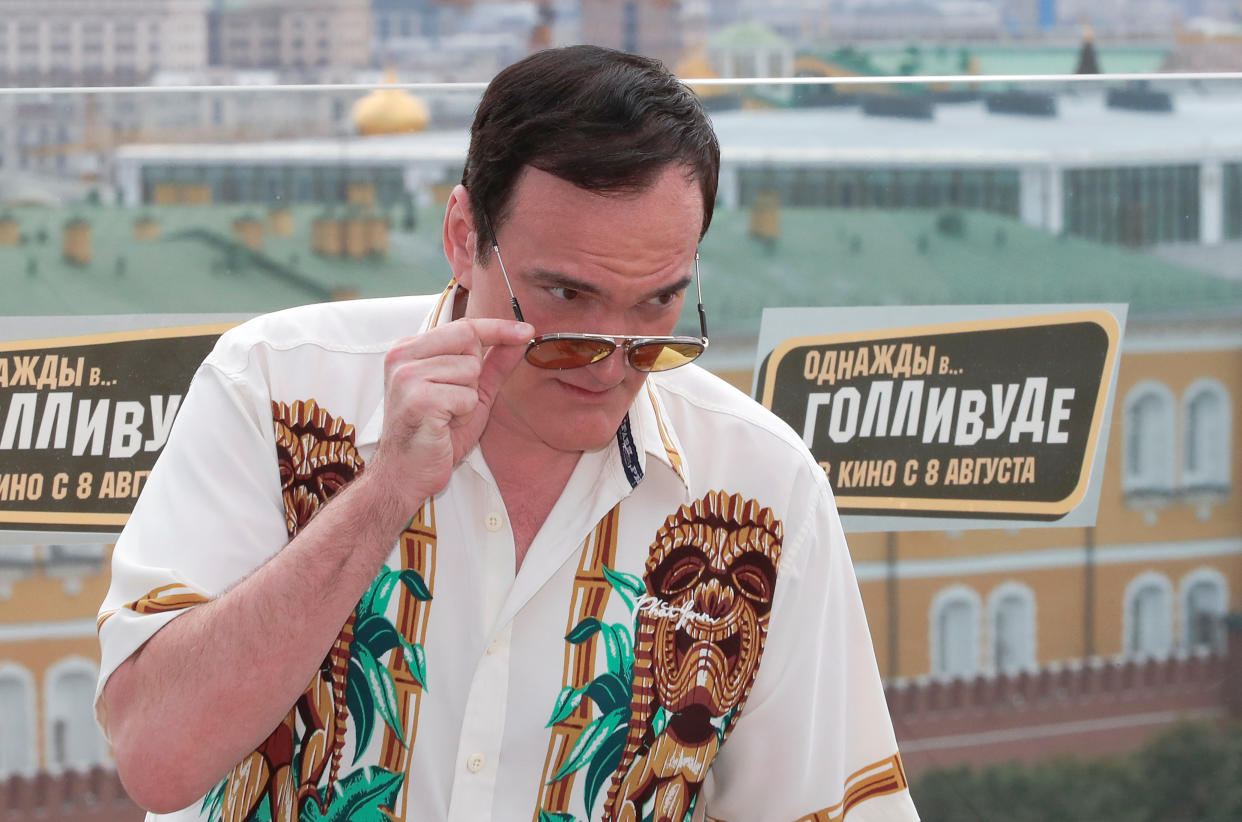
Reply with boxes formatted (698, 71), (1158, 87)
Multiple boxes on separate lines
(97, 46), (918, 822)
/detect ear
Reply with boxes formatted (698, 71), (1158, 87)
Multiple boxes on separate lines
(442, 184), (478, 289)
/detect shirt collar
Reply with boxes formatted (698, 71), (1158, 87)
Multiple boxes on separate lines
(630, 378), (692, 498)
(357, 281), (694, 499)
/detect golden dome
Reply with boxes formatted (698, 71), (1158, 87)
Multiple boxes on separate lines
(353, 67), (430, 136)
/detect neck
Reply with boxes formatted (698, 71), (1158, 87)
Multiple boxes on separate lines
(480, 423), (583, 569)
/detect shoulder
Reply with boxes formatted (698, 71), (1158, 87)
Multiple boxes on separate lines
(649, 364), (820, 476)
(647, 366), (839, 577)
(204, 295), (440, 377)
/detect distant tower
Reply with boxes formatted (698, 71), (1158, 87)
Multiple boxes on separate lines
(1076, 22), (1100, 74)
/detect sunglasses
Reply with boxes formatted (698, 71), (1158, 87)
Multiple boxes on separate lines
(484, 219), (709, 373)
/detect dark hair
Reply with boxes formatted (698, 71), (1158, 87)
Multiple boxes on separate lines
(463, 45), (720, 262)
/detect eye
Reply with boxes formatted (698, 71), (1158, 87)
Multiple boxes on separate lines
(646, 292), (678, 307)
(731, 555), (777, 604)
(653, 548), (706, 596)
(548, 286), (580, 302)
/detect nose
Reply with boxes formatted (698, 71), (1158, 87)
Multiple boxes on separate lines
(583, 340), (630, 385)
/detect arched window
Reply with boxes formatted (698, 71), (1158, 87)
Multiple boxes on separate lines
(0, 664), (36, 778)
(1124, 572), (1174, 658)
(1181, 568), (1228, 653)
(0, 544), (37, 599)
(1182, 379), (1231, 492)
(44, 657), (105, 773)
(1123, 382), (1175, 497)
(930, 585), (981, 680)
(987, 582), (1037, 674)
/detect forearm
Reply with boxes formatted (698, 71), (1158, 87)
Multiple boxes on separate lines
(102, 469), (415, 813)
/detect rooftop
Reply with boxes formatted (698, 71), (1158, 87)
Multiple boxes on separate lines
(5, 204), (1239, 355)
(114, 88), (1242, 170)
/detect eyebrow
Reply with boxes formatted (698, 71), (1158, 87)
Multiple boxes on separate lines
(526, 269), (693, 303)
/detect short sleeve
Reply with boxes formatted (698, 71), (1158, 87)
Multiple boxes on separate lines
(95, 355), (290, 713)
(698, 476), (920, 822)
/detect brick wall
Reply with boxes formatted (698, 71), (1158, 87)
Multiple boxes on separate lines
(0, 767), (142, 822)
(889, 647), (1233, 778)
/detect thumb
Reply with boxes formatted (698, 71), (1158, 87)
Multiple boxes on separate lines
(476, 340), (527, 411)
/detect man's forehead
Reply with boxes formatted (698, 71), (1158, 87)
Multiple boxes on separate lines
(506, 165), (703, 216)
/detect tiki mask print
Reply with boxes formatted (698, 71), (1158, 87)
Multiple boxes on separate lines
(606, 491), (783, 822)
(216, 400), (365, 822)
(273, 399), (364, 535)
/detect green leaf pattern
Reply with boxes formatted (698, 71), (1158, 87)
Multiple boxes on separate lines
(543, 565), (652, 822)
(204, 566), (427, 822)
(297, 766), (403, 822)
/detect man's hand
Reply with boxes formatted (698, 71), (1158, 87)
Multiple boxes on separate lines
(370, 317), (533, 510)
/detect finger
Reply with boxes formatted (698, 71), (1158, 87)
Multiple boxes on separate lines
(393, 381), (481, 429)
(475, 340), (527, 410)
(387, 353), (483, 392)
(457, 317), (534, 348)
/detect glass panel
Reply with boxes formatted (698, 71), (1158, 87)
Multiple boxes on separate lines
(0, 62), (1238, 806)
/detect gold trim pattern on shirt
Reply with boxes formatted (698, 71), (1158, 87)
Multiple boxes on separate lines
(381, 500), (439, 821)
(533, 504), (623, 820)
(792, 754), (910, 822)
(97, 583), (211, 629)
(700, 754), (908, 822)
(645, 382), (685, 484)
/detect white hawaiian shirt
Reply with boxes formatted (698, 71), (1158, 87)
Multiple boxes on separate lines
(97, 285), (919, 822)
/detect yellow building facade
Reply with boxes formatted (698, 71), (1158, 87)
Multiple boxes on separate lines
(0, 327), (1237, 778)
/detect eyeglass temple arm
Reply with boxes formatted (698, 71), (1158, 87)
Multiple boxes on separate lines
(482, 213), (525, 323)
(695, 252), (708, 340)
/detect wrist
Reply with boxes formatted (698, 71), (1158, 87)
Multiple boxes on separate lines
(344, 464), (431, 540)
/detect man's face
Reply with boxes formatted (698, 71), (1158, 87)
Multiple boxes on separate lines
(453, 165), (704, 456)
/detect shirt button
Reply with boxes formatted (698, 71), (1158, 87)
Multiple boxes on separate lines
(485, 512), (504, 532)
(466, 753), (485, 773)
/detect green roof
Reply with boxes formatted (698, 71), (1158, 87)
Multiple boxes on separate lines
(1, 204), (452, 316)
(689, 208), (1242, 337)
(711, 22), (789, 50)
(5, 204), (1239, 340)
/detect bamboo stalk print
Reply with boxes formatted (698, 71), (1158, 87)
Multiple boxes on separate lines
(532, 505), (622, 821)
(380, 500), (438, 821)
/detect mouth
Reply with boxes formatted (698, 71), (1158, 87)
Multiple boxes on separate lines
(555, 379), (618, 401)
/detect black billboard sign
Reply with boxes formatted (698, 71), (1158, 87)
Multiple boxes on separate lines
(756, 310), (1122, 523)
(0, 324), (234, 532)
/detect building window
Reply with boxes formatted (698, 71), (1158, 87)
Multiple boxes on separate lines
(0, 665), (36, 778)
(735, 166), (1020, 216)
(1124, 572), (1174, 658)
(1182, 379), (1230, 493)
(987, 582), (1036, 674)
(1064, 165), (1199, 246)
(1123, 381), (1176, 498)
(930, 585), (981, 679)
(1181, 568), (1227, 653)
(45, 658), (105, 773)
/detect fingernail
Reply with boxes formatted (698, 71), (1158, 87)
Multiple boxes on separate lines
(516, 323), (534, 337)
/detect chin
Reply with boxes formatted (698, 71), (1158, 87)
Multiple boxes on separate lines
(535, 417), (625, 454)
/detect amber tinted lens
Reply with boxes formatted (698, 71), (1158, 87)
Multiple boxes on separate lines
(628, 341), (705, 372)
(525, 337), (616, 369)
